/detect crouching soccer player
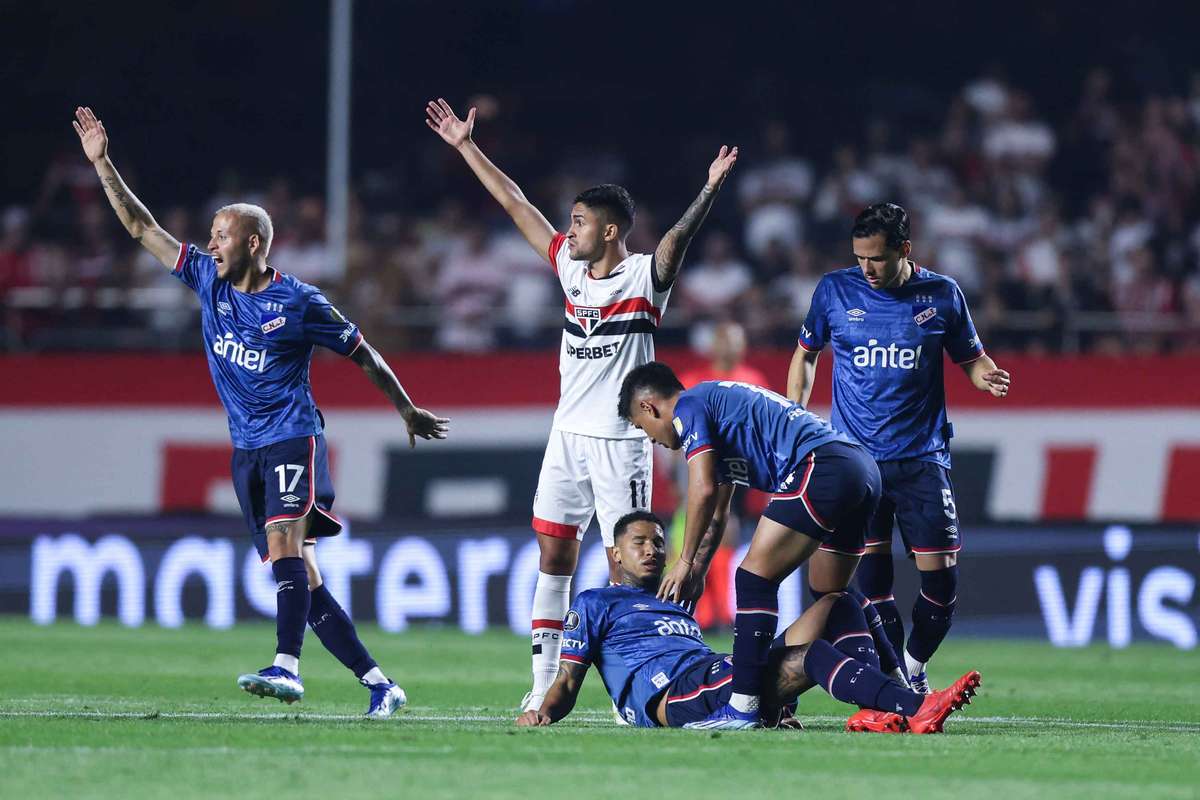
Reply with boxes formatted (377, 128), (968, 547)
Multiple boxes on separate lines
(73, 106), (450, 717)
(515, 512), (980, 732)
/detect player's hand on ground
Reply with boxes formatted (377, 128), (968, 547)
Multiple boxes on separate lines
(515, 710), (552, 726)
(705, 145), (739, 191)
(72, 106), (108, 163)
(980, 368), (1010, 398)
(425, 99), (475, 149)
(656, 558), (694, 603)
(401, 407), (450, 447)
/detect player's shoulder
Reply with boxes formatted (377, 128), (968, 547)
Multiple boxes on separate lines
(911, 264), (961, 292)
(822, 265), (865, 285)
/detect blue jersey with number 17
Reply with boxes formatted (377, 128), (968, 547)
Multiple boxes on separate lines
(172, 243), (364, 450)
(798, 265), (984, 467)
(671, 381), (849, 493)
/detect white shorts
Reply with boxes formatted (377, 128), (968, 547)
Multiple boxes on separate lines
(531, 430), (653, 547)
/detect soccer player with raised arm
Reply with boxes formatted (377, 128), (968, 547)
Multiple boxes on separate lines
(787, 202), (1010, 700)
(74, 107), (449, 716)
(425, 98), (737, 713)
(515, 511), (979, 732)
(619, 363), (895, 729)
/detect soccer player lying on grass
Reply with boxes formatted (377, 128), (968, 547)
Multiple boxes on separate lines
(515, 511), (980, 732)
(73, 106), (449, 718)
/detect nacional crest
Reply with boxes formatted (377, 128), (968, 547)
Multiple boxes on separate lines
(913, 306), (936, 326)
(572, 305), (601, 335)
(260, 312), (287, 334)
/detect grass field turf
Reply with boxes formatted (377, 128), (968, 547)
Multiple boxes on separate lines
(0, 619), (1197, 800)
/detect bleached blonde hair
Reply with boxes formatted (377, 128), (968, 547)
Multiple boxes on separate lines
(216, 203), (274, 257)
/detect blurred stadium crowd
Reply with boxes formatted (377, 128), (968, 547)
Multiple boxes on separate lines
(5, 69), (1200, 354)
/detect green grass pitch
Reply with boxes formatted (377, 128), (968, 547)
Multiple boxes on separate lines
(1, 618), (1197, 799)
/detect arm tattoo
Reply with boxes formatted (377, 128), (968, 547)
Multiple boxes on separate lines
(655, 186), (717, 287)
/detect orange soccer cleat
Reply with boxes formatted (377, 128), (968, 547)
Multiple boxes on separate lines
(905, 670), (981, 734)
(845, 708), (907, 733)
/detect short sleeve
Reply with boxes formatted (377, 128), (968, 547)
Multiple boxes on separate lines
(172, 243), (217, 294)
(945, 283), (985, 364)
(797, 276), (830, 351)
(673, 393), (714, 462)
(548, 233), (568, 274)
(301, 291), (363, 356)
(560, 593), (603, 667)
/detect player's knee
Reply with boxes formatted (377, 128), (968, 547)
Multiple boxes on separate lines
(265, 522), (303, 560)
(918, 565), (958, 610)
(536, 535), (579, 575)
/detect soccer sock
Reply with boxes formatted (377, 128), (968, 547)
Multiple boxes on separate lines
(730, 568), (781, 711)
(844, 586), (902, 675)
(530, 571), (572, 696)
(906, 566), (959, 669)
(856, 552), (905, 670)
(803, 639), (923, 717)
(272, 557), (310, 666)
(822, 592), (879, 670)
(308, 583), (380, 681)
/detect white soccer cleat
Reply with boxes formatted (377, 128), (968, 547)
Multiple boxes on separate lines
(611, 701), (631, 726)
(364, 680), (407, 719)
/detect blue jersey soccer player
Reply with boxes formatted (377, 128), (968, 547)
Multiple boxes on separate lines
(74, 106), (449, 716)
(618, 365), (889, 729)
(515, 511), (980, 733)
(787, 202), (1010, 698)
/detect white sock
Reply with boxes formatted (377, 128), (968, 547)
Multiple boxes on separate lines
(729, 693), (760, 713)
(904, 650), (927, 678)
(273, 653), (300, 675)
(531, 571), (572, 695)
(361, 666), (388, 686)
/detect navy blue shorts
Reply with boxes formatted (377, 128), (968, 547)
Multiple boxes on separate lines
(762, 440), (882, 556)
(231, 434), (343, 561)
(867, 458), (961, 557)
(662, 654), (734, 727)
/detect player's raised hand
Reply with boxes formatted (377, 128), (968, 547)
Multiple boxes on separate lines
(402, 407), (450, 448)
(515, 709), (552, 727)
(981, 368), (1010, 398)
(72, 106), (108, 163)
(425, 99), (476, 149)
(705, 145), (739, 191)
(656, 558), (694, 603)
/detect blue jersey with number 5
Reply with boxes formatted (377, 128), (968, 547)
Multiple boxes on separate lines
(671, 381), (849, 493)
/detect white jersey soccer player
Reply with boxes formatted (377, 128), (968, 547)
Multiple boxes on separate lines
(426, 98), (737, 711)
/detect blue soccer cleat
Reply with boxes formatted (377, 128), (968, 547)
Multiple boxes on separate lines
(682, 702), (762, 730)
(237, 666), (304, 704)
(363, 680), (407, 719)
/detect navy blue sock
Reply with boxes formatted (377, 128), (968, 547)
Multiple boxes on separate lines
(844, 587), (902, 674)
(272, 557), (310, 660)
(731, 568), (780, 697)
(857, 552), (905, 669)
(821, 593), (879, 669)
(308, 584), (378, 680)
(803, 639), (923, 716)
(907, 566), (958, 664)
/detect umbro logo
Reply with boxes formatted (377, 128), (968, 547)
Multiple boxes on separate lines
(281, 494), (301, 503)
(946, 525), (959, 538)
(217, 301), (233, 316)
(634, 603), (650, 610)
(847, 308), (866, 322)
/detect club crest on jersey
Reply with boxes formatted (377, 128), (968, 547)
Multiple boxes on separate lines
(847, 308), (866, 322)
(573, 306), (601, 334)
(564, 610), (580, 631)
(260, 312), (287, 334)
(913, 306), (937, 326)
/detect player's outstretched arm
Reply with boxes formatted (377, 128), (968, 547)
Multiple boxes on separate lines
(351, 340), (450, 447)
(682, 484), (735, 603)
(515, 661), (587, 726)
(658, 452), (720, 603)
(425, 98), (556, 259)
(961, 354), (1010, 398)
(72, 106), (181, 268)
(653, 145), (739, 288)
(787, 345), (821, 406)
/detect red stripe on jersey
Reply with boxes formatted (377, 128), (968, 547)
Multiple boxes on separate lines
(531, 618), (564, 630)
(173, 242), (187, 273)
(565, 296), (662, 323)
(547, 233), (567, 273)
(560, 654), (588, 665)
(532, 516), (580, 539)
(686, 445), (714, 461)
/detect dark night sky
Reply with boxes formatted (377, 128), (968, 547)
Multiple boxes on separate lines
(4, 0), (1196, 212)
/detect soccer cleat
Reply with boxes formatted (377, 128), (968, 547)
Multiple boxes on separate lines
(909, 670), (932, 695)
(237, 666), (304, 704)
(519, 691), (545, 714)
(363, 680), (407, 719)
(905, 670), (981, 734)
(845, 708), (907, 733)
(611, 701), (631, 726)
(681, 702), (762, 730)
